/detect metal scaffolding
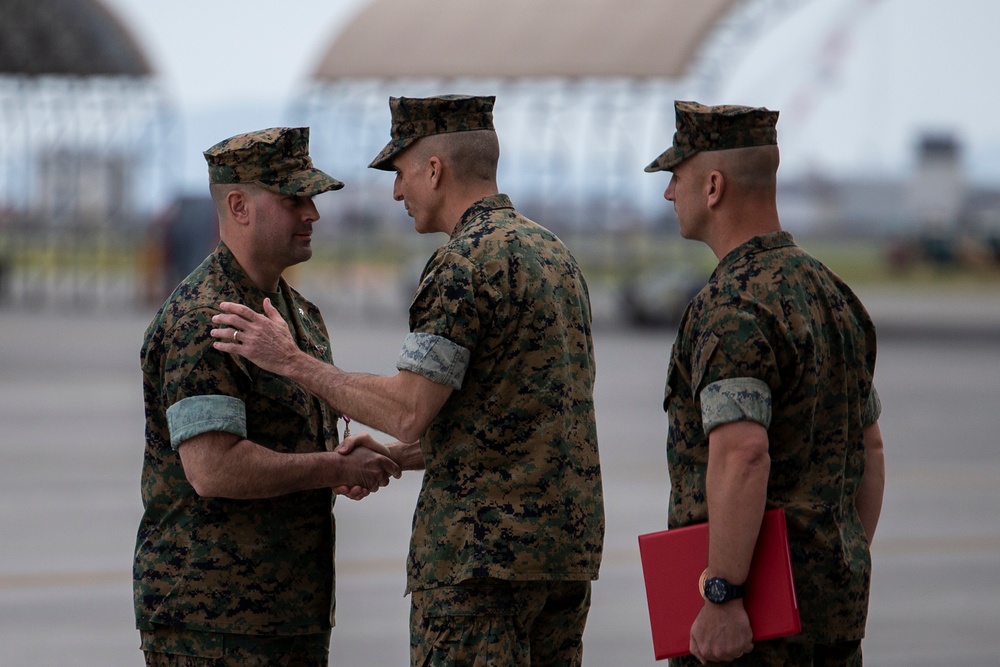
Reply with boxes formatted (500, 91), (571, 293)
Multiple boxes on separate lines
(0, 0), (174, 309)
(0, 78), (173, 308)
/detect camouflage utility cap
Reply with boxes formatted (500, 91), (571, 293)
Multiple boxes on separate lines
(645, 100), (779, 173)
(204, 127), (344, 196)
(369, 95), (495, 171)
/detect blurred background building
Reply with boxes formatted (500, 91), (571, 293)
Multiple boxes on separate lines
(1, 0), (998, 317)
(0, 0), (173, 306)
(299, 0), (753, 237)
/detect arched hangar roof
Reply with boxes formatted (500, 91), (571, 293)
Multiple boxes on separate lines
(313, 0), (739, 81)
(0, 0), (152, 77)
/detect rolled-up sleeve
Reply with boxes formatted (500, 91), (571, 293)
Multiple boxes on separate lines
(862, 385), (882, 426)
(700, 377), (772, 434)
(166, 395), (247, 449)
(396, 332), (471, 390)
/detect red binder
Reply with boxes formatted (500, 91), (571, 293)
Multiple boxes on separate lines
(638, 508), (801, 660)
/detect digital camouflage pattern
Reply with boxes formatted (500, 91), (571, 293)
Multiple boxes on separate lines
(368, 95), (495, 171)
(409, 580), (591, 667)
(397, 331), (471, 390)
(135, 240), (340, 638)
(140, 625), (330, 665)
(404, 194), (605, 592)
(664, 231), (880, 644)
(204, 127), (344, 196)
(644, 100), (779, 173)
(700, 376), (772, 433)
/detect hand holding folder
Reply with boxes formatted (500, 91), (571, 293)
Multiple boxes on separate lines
(638, 508), (801, 661)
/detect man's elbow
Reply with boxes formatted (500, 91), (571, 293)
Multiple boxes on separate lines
(184, 467), (224, 498)
(733, 429), (771, 482)
(395, 412), (431, 444)
(388, 372), (451, 442)
(186, 477), (214, 498)
(178, 446), (226, 498)
(733, 425), (771, 469)
(708, 421), (770, 467)
(742, 445), (770, 481)
(176, 432), (247, 498)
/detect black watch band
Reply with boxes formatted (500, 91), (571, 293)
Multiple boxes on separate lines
(703, 576), (746, 604)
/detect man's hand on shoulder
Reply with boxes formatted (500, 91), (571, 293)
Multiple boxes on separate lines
(210, 299), (302, 374)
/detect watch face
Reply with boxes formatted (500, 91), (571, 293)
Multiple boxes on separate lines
(704, 577), (729, 603)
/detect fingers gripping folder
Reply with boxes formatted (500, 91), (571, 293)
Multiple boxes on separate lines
(638, 508), (802, 660)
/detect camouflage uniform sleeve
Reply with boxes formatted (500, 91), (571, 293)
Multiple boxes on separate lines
(162, 306), (251, 446)
(408, 251), (485, 358)
(166, 395), (246, 449)
(700, 377), (772, 434)
(396, 332), (471, 389)
(691, 305), (779, 435)
(863, 385), (882, 426)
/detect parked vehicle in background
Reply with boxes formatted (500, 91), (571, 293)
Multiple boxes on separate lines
(618, 265), (705, 327)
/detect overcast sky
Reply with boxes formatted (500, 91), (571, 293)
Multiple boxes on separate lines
(101, 0), (1000, 192)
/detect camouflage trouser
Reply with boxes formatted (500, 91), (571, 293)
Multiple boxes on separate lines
(140, 625), (330, 667)
(669, 638), (862, 667)
(409, 578), (592, 667)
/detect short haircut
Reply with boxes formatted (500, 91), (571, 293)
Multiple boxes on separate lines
(707, 145), (780, 191)
(415, 130), (500, 184)
(208, 182), (260, 217)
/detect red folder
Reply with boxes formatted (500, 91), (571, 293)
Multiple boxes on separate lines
(638, 508), (801, 661)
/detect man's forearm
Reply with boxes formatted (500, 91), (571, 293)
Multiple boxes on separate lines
(210, 300), (449, 442)
(282, 350), (349, 409)
(705, 421), (771, 583)
(284, 352), (437, 443)
(181, 431), (345, 499)
(689, 421), (769, 663)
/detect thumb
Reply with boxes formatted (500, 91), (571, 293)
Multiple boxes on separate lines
(336, 435), (358, 455)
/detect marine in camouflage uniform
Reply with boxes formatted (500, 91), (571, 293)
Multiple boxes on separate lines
(401, 190), (603, 665)
(399, 190), (603, 587)
(209, 96), (605, 667)
(378, 96), (603, 667)
(645, 102), (885, 666)
(134, 127), (396, 666)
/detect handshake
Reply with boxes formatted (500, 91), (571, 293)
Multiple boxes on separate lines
(331, 432), (422, 501)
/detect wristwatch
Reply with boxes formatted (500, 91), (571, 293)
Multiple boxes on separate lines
(699, 569), (746, 604)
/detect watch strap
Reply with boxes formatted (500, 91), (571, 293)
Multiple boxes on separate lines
(702, 574), (747, 603)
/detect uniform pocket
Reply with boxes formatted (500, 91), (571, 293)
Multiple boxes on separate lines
(413, 583), (518, 667)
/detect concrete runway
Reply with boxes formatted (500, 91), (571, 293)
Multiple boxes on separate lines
(1, 292), (999, 666)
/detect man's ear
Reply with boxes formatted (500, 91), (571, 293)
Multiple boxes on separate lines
(706, 170), (725, 209)
(427, 155), (443, 190)
(227, 188), (252, 225)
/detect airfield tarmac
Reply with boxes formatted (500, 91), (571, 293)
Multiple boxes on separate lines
(1, 287), (999, 666)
